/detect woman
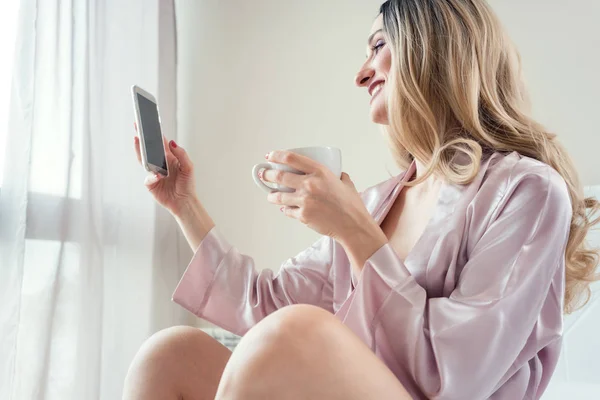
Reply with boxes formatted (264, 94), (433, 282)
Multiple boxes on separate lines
(124, 1), (599, 399)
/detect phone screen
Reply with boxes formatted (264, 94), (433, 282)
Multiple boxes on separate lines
(137, 93), (167, 171)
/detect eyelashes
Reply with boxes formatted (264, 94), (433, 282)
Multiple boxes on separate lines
(371, 40), (385, 54)
(365, 39), (386, 59)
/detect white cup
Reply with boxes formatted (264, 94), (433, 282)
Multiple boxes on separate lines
(252, 146), (342, 193)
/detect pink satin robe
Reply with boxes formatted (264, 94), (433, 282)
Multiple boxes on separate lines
(172, 151), (572, 399)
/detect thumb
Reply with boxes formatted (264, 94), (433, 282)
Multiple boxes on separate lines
(168, 140), (193, 173)
(340, 172), (356, 187)
(144, 173), (161, 189)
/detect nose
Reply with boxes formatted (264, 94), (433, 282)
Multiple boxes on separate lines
(355, 64), (374, 88)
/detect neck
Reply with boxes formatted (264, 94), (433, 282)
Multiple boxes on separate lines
(411, 156), (443, 189)
(414, 158), (426, 180)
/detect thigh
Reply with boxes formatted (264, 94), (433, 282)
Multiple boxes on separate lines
(216, 305), (411, 400)
(123, 326), (232, 400)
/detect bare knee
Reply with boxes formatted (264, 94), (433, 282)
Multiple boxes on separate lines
(216, 305), (338, 399)
(127, 326), (216, 371)
(258, 304), (335, 335)
(145, 325), (216, 354)
(238, 304), (338, 360)
(124, 326), (230, 400)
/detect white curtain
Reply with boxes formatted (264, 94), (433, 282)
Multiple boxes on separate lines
(0, 0), (194, 398)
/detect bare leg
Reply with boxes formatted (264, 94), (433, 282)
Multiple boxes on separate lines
(215, 305), (412, 400)
(123, 326), (231, 400)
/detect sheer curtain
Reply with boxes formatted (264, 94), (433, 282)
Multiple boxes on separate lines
(0, 0), (194, 398)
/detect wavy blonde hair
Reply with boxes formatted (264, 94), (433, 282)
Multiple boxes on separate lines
(379, 0), (600, 314)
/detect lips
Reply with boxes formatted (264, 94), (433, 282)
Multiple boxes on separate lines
(368, 80), (385, 97)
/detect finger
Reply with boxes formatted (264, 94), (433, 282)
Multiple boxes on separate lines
(266, 191), (302, 207)
(144, 173), (162, 189)
(162, 134), (174, 157)
(341, 172), (355, 184)
(281, 206), (303, 222)
(134, 136), (142, 165)
(267, 150), (321, 175)
(162, 136), (179, 168)
(262, 169), (303, 189)
(167, 140), (193, 173)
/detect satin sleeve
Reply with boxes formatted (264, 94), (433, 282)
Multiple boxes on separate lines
(343, 167), (572, 399)
(172, 228), (334, 335)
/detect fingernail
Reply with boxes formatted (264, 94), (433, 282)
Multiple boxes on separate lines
(280, 207), (284, 212)
(145, 174), (159, 185)
(265, 152), (270, 159)
(170, 140), (177, 149)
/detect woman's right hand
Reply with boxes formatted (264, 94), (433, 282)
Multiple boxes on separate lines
(133, 123), (197, 216)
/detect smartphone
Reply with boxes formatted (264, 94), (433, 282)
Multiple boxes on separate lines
(131, 85), (169, 176)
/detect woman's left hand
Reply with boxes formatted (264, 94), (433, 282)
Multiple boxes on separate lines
(262, 150), (376, 243)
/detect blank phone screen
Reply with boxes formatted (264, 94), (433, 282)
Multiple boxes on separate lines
(137, 93), (167, 171)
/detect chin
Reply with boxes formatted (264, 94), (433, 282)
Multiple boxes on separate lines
(370, 102), (389, 125)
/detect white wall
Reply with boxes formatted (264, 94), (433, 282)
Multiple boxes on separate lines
(488, 0), (600, 185)
(176, 0), (600, 275)
(176, 0), (390, 278)
(176, 0), (599, 396)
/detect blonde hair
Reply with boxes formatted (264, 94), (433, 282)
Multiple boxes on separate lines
(379, 0), (600, 314)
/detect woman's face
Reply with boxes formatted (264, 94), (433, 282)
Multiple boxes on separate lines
(355, 15), (391, 125)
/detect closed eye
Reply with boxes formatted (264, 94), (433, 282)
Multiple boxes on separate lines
(372, 40), (385, 54)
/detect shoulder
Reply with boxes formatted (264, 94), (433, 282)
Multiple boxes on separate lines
(461, 152), (572, 254)
(481, 151), (570, 204)
(475, 151), (572, 222)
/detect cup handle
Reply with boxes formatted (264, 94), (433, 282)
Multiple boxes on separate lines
(252, 163), (275, 193)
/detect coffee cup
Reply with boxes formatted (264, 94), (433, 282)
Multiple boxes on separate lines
(252, 146), (342, 193)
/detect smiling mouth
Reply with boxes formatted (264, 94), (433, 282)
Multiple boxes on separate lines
(370, 83), (384, 103)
